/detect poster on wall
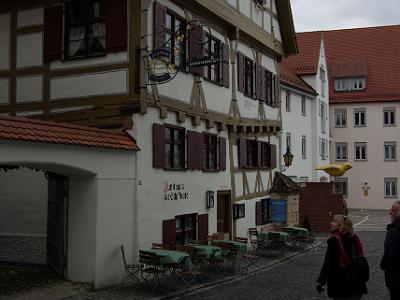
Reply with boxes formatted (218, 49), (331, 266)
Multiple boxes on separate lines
(269, 199), (287, 223)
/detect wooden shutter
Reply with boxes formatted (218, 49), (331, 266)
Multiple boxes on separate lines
(153, 123), (165, 168)
(104, 0), (127, 53)
(255, 64), (263, 101)
(266, 71), (272, 106)
(218, 137), (226, 171)
(44, 6), (63, 62)
(221, 43), (230, 88)
(162, 219), (176, 250)
(237, 52), (245, 92)
(255, 201), (263, 226)
(273, 74), (280, 107)
(198, 214), (209, 242)
(270, 144), (277, 169)
(261, 68), (267, 102)
(238, 138), (247, 168)
(256, 141), (262, 167)
(154, 1), (166, 50)
(187, 131), (203, 170)
(189, 26), (204, 75)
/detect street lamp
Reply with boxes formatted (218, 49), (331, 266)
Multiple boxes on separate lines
(283, 146), (294, 167)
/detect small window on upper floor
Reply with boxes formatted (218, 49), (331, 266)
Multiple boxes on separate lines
(354, 109), (366, 127)
(383, 108), (396, 126)
(334, 77), (366, 92)
(335, 110), (347, 127)
(285, 91), (291, 112)
(301, 96), (306, 115)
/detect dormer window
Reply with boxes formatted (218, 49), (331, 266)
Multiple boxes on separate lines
(334, 77), (366, 92)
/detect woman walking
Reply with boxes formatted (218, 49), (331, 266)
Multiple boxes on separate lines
(316, 214), (368, 299)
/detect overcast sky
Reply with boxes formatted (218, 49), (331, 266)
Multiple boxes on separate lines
(291, 0), (400, 32)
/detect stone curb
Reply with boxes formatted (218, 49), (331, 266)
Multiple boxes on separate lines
(158, 239), (325, 300)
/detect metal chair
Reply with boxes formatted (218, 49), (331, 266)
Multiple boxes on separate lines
(120, 245), (141, 285)
(139, 250), (167, 294)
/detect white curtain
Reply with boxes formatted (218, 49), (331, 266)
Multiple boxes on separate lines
(68, 27), (85, 56)
(90, 22), (106, 50)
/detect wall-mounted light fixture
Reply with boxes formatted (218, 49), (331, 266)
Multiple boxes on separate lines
(362, 181), (370, 196)
(283, 146), (294, 167)
(206, 191), (214, 208)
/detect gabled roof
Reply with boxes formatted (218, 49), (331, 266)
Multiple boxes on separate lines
(279, 63), (317, 96)
(281, 24), (400, 104)
(0, 116), (139, 151)
(270, 172), (301, 194)
(275, 0), (298, 56)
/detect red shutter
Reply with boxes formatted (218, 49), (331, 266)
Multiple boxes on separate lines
(266, 71), (272, 106)
(273, 74), (280, 107)
(163, 219), (176, 250)
(104, 0), (127, 53)
(189, 26), (204, 75)
(154, 1), (166, 50)
(44, 6), (63, 63)
(255, 201), (263, 226)
(187, 131), (203, 170)
(221, 43), (230, 88)
(255, 64), (263, 100)
(218, 137), (226, 171)
(261, 67), (267, 102)
(238, 138), (247, 168)
(270, 144), (277, 169)
(153, 123), (165, 168)
(198, 214), (209, 242)
(256, 141), (262, 167)
(237, 52), (245, 92)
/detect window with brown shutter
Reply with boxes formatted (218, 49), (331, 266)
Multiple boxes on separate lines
(163, 218), (176, 249)
(203, 133), (218, 171)
(198, 214), (209, 243)
(269, 144), (277, 169)
(221, 43), (230, 88)
(175, 214), (197, 246)
(238, 138), (248, 168)
(165, 125), (185, 169)
(187, 130), (203, 170)
(266, 70), (273, 106)
(104, 0), (127, 53)
(272, 74), (280, 107)
(218, 137), (226, 171)
(189, 26), (204, 75)
(260, 141), (270, 168)
(255, 65), (263, 101)
(237, 52), (245, 92)
(247, 140), (258, 168)
(204, 34), (220, 83)
(244, 57), (254, 97)
(255, 201), (262, 226)
(44, 6), (63, 62)
(165, 11), (187, 69)
(154, 1), (166, 50)
(256, 199), (270, 226)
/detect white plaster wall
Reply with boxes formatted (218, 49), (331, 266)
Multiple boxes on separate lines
(17, 8), (43, 28)
(281, 86), (315, 181)
(50, 69), (128, 100)
(0, 140), (136, 289)
(0, 14), (10, 70)
(0, 79), (9, 104)
(330, 102), (400, 210)
(130, 107), (230, 251)
(156, 71), (193, 105)
(0, 169), (47, 235)
(17, 33), (43, 68)
(16, 75), (43, 103)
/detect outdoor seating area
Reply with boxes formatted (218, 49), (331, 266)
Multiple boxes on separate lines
(120, 225), (316, 296)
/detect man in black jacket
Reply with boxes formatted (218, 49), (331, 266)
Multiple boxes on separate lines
(381, 201), (400, 300)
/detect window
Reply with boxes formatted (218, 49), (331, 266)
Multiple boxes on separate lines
(165, 12), (186, 68)
(260, 142), (269, 168)
(336, 143), (348, 161)
(286, 133), (291, 152)
(321, 102), (326, 133)
(384, 178), (397, 198)
(204, 34), (220, 83)
(244, 57), (254, 97)
(320, 67), (326, 96)
(335, 178), (348, 197)
(65, 1), (106, 59)
(247, 140), (258, 168)
(165, 126), (185, 169)
(175, 214), (197, 246)
(384, 142), (397, 161)
(261, 198), (270, 225)
(335, 110), (347, 127)
(285, 91), (291, 112)
(301, 96), (306, 115)
(301, 136), (306, 159)
(334, 77), (366, 91)
(320, 138), (327, 160)
(266, 71), (273, 106)
(354, 109), (366, 127)
(384, 108), (396, 126)
(354, 142), (367, 160)
(203, 134), (217, 170)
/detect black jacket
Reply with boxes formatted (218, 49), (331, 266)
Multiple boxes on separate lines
(318, 232), (367, 298)
(380, 217), (400, 290)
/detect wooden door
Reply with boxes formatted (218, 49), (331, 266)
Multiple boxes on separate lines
(217, 191), (231, 237)
(47, 173), (68, 277)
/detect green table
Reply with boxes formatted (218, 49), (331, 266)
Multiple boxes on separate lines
(212, 240), (247, 254)
(190, 245), (222, 258)
(258, 231), (290, 242)
(144, 249), (191, 266)
(284, 227), (309, 237)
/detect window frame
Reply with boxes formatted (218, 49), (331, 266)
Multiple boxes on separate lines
(354, 109), (366, 127)
(261, 198), (270, 225)
(164, 125), (186, 170)
(64, 0), (107, 60)
(320, 138), (327, 160)
(335, 109), (347, 127)
(203, 34), (220, 84)
(244, 57), (254, 98)
(175, 213), (197, 246)
(384, 178), (397, 198)
(383, 108), (396, 126)
(165, 11), (187, 70)
(354, 142), (367, 161)
(286, 133), (291, 152)
(260, 142), (269, 168)
(301, 135), (307, 159)
(301, 96), (306, 115)
(285, 90), (291, 112)
(203, 133), (218, 171)
(384, 142), (397, 161)
(335, 178), (348, 197)
(246, 139), (258, 168)
(335, 142), (348, 161)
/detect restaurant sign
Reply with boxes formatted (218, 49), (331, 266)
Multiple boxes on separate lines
(163, 180), (189, 201)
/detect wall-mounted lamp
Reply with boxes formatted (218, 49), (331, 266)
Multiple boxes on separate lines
(362, 181), (370, 196)
(283, 146), (294, 167)
(206, 191), (214, 208)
